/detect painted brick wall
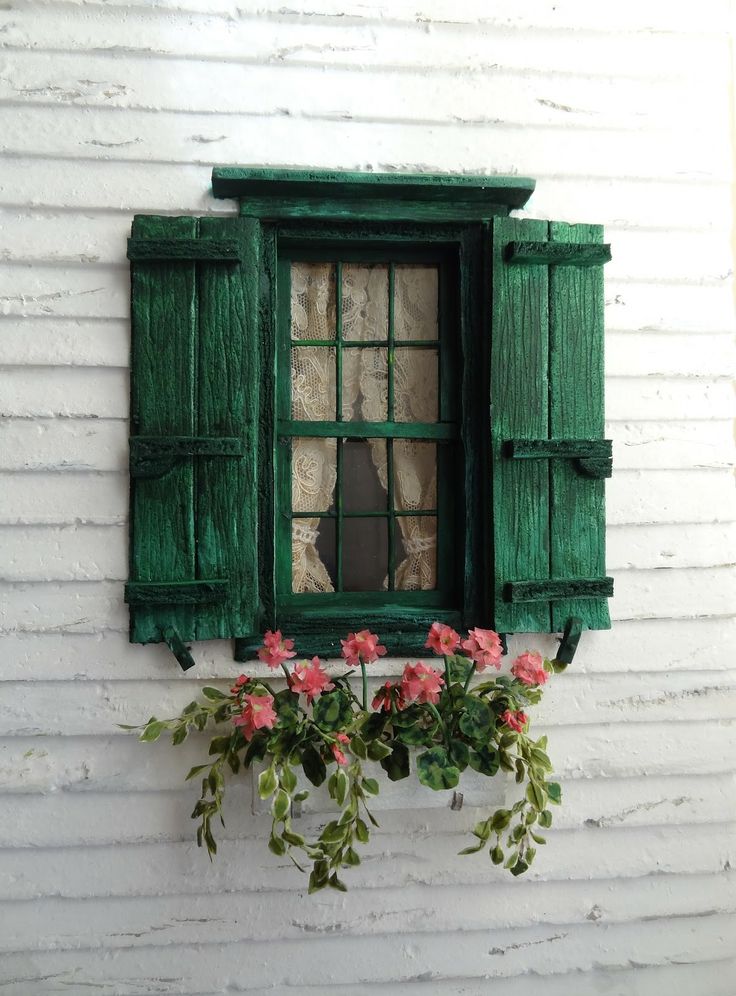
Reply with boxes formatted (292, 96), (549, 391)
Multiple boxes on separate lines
(1, 1), (735, 992)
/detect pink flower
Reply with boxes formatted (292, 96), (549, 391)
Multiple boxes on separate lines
(500, 708), (528, 733)
(462, 628), (504, 672)
(230, 674), (250, 695)
(340, 629), (387, 667)
(400, 662), (445, 705)
(257, 630), (296, 670)
(425, 622), (461, 656)
(331, 731), (350, 766)
(371, 680), (406, 713)
(290, 657), (335, 704)
(511, 651), (548, 687)
(233, 693), (277, 741)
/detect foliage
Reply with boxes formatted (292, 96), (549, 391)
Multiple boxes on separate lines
(127, 624), (565, 892)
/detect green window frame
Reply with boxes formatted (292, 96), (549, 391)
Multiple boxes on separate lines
(125, 169), (613, 670)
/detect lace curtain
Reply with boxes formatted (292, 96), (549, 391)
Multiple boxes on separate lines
(290, 262), (438, 593)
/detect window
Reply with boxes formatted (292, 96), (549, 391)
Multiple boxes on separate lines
(125, 170), (613, 670)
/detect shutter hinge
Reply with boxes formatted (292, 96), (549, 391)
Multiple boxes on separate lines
(163, 627), (197, 671)
(130, 436), (245, 479)
(127, 237), (240, 262)
(504, 578), (614, 603)
(504, 438), (612, 479)
(504, 241), (612, 267)
(554, 616), (583, 668)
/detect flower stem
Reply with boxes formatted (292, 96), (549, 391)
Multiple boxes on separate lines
(462, 663), (476, 695)
(443, 654), (452, 691)
(280, 662), (292, 685)
(360, 662), (368, 712)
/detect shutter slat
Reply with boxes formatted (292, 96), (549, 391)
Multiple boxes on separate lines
(127, 216), (198, 645)
(549, 222), (611, 630)
(127, 238), (240, 262)
(196, 216), (260, 640)
(491, 217), (551, 633)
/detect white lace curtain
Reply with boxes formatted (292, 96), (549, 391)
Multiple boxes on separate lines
(290, 262), (438, 593)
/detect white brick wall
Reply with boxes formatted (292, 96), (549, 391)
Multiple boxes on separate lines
(1, 1), (735, 992)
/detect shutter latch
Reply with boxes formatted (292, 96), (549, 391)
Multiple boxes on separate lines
(504, 439), (612, 479)
(129, 436), (245, 479)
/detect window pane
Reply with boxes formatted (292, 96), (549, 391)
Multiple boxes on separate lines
(394, 265), (438, 341)
(292, 437), (336, 514)
(393, 440), (436, 511)
(292, 517), (336, 593)
(342, 264), (389, 341)
(342, 347), (388, 421)
(394, 348), (438, 422)
(291, 262), (336, 340)
(343, 438), (387, 513)
(394, 516), (437, 591)
(342, 517), (388, 592)
(291, 346), (336, 420)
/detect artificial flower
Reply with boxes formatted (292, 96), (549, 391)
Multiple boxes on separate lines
(340, 629), (387, 666)
(500, 708), (528, 733)
(511, 651), (548, 687)
(290, 657), (335, 704)
(371, 680), (406, 713)
(233, 693), (277, 741)
(401, 661), (445, 705)
(425, 621), (461, 656)
(257, 629), (296, 670)
(462, 627), (504, 672)
(331, 732), (350, 766)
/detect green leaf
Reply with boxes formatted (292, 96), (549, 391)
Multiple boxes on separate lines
(293, 790), (310, 803)
(301, 746), (327, 787)
(320, 821), (346, 844)
(172, 723), (187, 745)
(268, 833), (286, 856)
(361, 777), (379, 797)
(360, 712), (387, 742)
(448, 739), (470, 771)
(538, 809), (553, 828)
(349, 735), (367, 760)
(282, 828), (306, 846)
(490, 845), (504, 865)
(530, 831), (547, 845)
(202, 686), (228, 701)
(344, 847), (361, 867)
(328, 873), (348, 892)
(140, 721), (165, 743)
(458, 696), (493, 742)
(308, 870), (327, 894)
(209, 736), (231, 756)
(530, 747), (553, 771)
(280, 765), (297, 793)
(272, 789), (290, 821)
(258, 766), (278, 800)
(366, 739), (392, 761)
(380, 741), (410, 781)
(459, 843), (484, 855)
(185, 764), (209, 781)
(334, 769), (349, 807)
(416, 747), (460, 791)
(472, 819), (491, 840)
(510, 859), (529, 877)
(490, 809), (511, 831)
(547, 782), (563, 805)
(312, 690), (353, 732)
(468, 746), (500, 777)
(355, 818), (370, 843)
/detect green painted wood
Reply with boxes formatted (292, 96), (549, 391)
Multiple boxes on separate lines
(196, 216), (261, 640)
(490, 217), (551, 633)
(505, 241), (612, 267)
(554, 616), (583, 665)
(549, 222), (611, 631)
(212, 167), (535, 211)
(505, 577), (613, 603)
(125, 580), (228, 605)
(163, 627), (197, 671)
(129, 215), (198, 645)
(129, 435), (244, 479)
(505, 438), (612, 479)
(127, 238), (240, 262)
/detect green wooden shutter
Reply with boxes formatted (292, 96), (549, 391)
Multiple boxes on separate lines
(490, 217), (613, 635)
(125, 215), (259, 668)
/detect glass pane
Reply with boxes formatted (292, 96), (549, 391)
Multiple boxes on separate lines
(342, 264), (389, 341)
(291, 346), (336, 420)
(291, 262), (336, 340)
(341, 347), (388, 421)
(394, 516), (437, 591)
(292, 517), (336, 594)
(392, 440), (436, 511)
(394, 265), (438, 341)
(394, 348), (438, 422)
(343, 439), (387, 514)
(342, 517), (388, 592)
(292, 437), (336, 514)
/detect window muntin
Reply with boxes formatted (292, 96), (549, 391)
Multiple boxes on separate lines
(276, 246), (459, 612)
